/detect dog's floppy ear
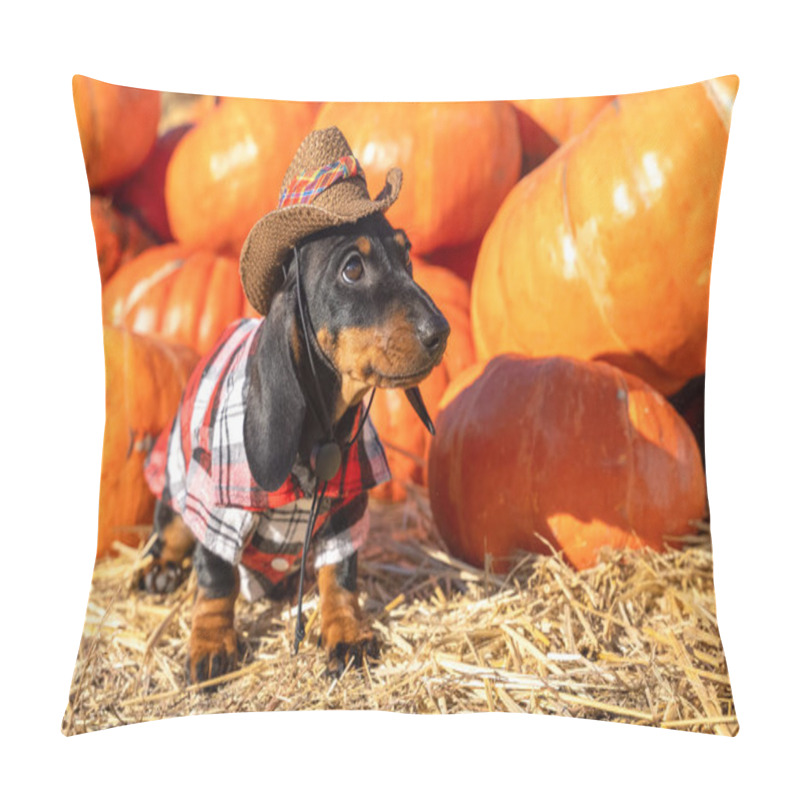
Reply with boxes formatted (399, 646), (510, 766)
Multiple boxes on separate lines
(243, 292), (306, 492)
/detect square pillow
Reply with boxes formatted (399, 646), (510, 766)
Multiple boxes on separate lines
(64, 75), (738, 736)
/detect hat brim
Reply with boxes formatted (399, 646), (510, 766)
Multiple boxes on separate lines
(240, 168), (402, 316)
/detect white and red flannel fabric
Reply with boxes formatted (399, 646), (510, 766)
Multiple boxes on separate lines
(144, 318), (391, 601)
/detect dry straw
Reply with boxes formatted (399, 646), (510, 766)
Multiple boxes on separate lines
(63, 489), (736, 735)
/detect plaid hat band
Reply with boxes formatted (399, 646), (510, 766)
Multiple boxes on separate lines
(240, 127), (402, 316)
(278, 154), (361, 209)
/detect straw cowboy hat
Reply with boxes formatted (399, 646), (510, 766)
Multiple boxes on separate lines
(239, 126), (403, 316)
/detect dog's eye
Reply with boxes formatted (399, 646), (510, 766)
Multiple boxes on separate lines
(342, 255), (364, 284)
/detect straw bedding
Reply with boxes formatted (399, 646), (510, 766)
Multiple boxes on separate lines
(62, 489), (736, 736)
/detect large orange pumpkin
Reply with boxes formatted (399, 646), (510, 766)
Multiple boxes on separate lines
(472, 77), (738, 397)
(315, 101), (522, 255)
(98, 327), (198, 558)
(164, 97), (319, 255)
(428, 355), (707, 571)
(369, 259), (475, 502)
(90, 196), (155, 285)
(102, 243), (259, 355)
(73, 75), (161, 191)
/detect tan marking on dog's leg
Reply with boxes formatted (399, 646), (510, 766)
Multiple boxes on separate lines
(187, 577), (239, 685)
(318, 564), (376, 673)
(160, 516), (195, 563)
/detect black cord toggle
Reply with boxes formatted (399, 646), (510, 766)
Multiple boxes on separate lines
(313, 441), (342, 482)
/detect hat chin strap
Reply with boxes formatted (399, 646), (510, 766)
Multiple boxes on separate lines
(293, 245), (339, 461)
(405, 386), (435, 436)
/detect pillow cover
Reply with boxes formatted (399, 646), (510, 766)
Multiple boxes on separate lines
(63, 75), (737, 736)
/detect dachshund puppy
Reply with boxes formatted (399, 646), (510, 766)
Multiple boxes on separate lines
(139, 212), (449, 683)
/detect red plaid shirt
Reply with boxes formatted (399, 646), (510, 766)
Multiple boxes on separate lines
(144, 319), (391, 600)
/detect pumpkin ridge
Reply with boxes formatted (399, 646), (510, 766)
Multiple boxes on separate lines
(559, 157), (629, 357)
(496, 192), (534, 354)
(122, 256), (186, 318)
(188, 269), (203, 351)
(158, 335), (189, 377)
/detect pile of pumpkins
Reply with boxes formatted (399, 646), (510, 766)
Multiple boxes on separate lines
(75, 74), (737, 568)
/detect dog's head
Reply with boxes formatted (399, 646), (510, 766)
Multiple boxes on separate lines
(244, 213), (450, 491)
(296, 213), (450, 393)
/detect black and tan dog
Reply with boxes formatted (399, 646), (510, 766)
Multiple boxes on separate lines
(137, 127), (449, 684)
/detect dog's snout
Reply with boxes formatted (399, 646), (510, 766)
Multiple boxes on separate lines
(417, 312), (450, 354)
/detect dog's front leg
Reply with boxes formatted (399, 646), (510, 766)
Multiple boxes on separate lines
(318, 553), (378, 676)
(187, 544), (240, 685)
(137, 501), (195, 594)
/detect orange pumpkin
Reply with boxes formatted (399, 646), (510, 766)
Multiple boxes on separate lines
(90, 196), (155, 284)
(73, 75), (161, 191)
(102, 243), (259, 355)
(428, 355), (707, 571)
(315, 101), (522, 255)
(98, 327), (198, 558)
(114, 124), (192, 242)
(370, 259), (475, 502)
(473, 77), (738, 397)
(164, 97), (319, 255)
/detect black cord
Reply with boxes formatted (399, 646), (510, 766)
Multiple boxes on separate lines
(346, 387), (376, 448)
(294, 246), (336, 440)
(293, 478), (327, 654)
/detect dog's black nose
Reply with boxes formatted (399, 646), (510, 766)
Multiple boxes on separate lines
(417, 312), (450, 354)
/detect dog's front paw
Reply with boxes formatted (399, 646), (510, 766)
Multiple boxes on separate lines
(137, 558), (190, 594)
(317, 562), (378, 677)
(320, 614), (379, 678)
(135, 519), (195, 594)
(186, 623), (239, 687)
(186, 590), (239, 688)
